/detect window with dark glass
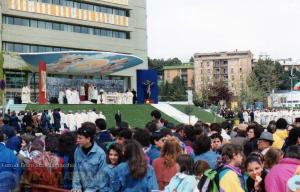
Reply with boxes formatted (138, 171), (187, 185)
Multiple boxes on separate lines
(45, 21), (52, 29)
(30, 45), (38, 52)
(53, 47), (61, 52)
(3, 15), (130, 39)
(52, 23), (61, 30)
(80, 3), (88, 10)
(53, 0), (60, 5)
(88, 4), (94, 11)
(74, 26), (81, 33)
(14, 44), (23, 52)
(30, 19), (38, 27)
(22, 45), (30, 53)
(80, 26), (88, 34)
(60, 0), (66, 6)
(38, 20), (46, 28)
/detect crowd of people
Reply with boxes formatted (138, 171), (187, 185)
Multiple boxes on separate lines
(221, 108), (300, 125)
(0, 108), (300, 192)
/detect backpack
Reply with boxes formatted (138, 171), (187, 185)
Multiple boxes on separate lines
(198, 166), (230, 192)
(287, 165), (300, 192)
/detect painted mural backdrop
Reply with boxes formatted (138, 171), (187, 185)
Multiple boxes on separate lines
(19, 51), (144, 75)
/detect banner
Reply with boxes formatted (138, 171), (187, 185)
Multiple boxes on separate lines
(38, 61), (47, 104)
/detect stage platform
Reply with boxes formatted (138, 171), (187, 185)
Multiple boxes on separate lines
(25, 104), (179, 128)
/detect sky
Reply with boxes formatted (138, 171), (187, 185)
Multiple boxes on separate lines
(146, 0), (300, 62)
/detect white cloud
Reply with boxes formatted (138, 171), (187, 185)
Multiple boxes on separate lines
(147, 0), (300, 62)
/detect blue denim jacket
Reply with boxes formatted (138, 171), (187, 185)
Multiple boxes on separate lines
(112, 162), (158, 192)
(164, 173), (197, 192)
(0, 143), (20, 191)
(72, 143), (110, 192)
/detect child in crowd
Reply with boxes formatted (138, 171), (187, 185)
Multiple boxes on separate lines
(164, 154), (197, 192)
(218, 144), (246, 192)
(245, 156), (267, 192)
(106, 143), (123, 167)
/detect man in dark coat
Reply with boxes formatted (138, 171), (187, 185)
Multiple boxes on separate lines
(53, 108), (61, 132)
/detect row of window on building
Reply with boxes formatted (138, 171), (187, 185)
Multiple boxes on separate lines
(3, 15), (130, 39)
(3, 42), (81, 53)
(30, 0), (129, 16)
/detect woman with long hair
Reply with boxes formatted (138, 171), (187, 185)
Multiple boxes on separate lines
(165, 154), (198, 192)
(245, 156), (267, 192)
(112, 140), (158, 192)
(153, 137), (182, 190)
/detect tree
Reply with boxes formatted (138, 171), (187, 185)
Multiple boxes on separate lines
(170, 76), (187, 101)
(207, 81), (233, 106)
(148, 57), (183, 76)
(247, 58), (292, 103)
(189, 56), (194, 63)
(158, 76), (187, 101)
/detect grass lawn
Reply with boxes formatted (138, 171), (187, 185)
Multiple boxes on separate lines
(171, 104), (224, 123)
(26, 104), (179, 128)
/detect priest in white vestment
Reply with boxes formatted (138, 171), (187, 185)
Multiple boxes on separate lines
(72, 89), (80, 104)
(58, 89), (65, 104)
(66, 111), (76, 131)
(243, 111), (249, 123)
(81, 111), (89, 124)
(126, 91), (133, 104)
(74, 111), (83, 129)
(21, 86), (31, 104)
(65, 88), (72, 104)
(88, 85), (93, 101)
(87, 110), (98, 123)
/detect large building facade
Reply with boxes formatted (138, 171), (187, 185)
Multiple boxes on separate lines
(163, 64), (193, 89)
(0, 0), (147, 100)
(194, 51), (253, 96)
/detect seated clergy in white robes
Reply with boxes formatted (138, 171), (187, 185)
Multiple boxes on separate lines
(102, 91), (107, 104)
(74, 111), (83, 129)
(117, 92), (122, 104)
(81, 110), (89, 123)
(121, 93), (127, 104)
(65, 88), (72, 104)
(87, 110), (98, 123)
(66, 111), (76, 131)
